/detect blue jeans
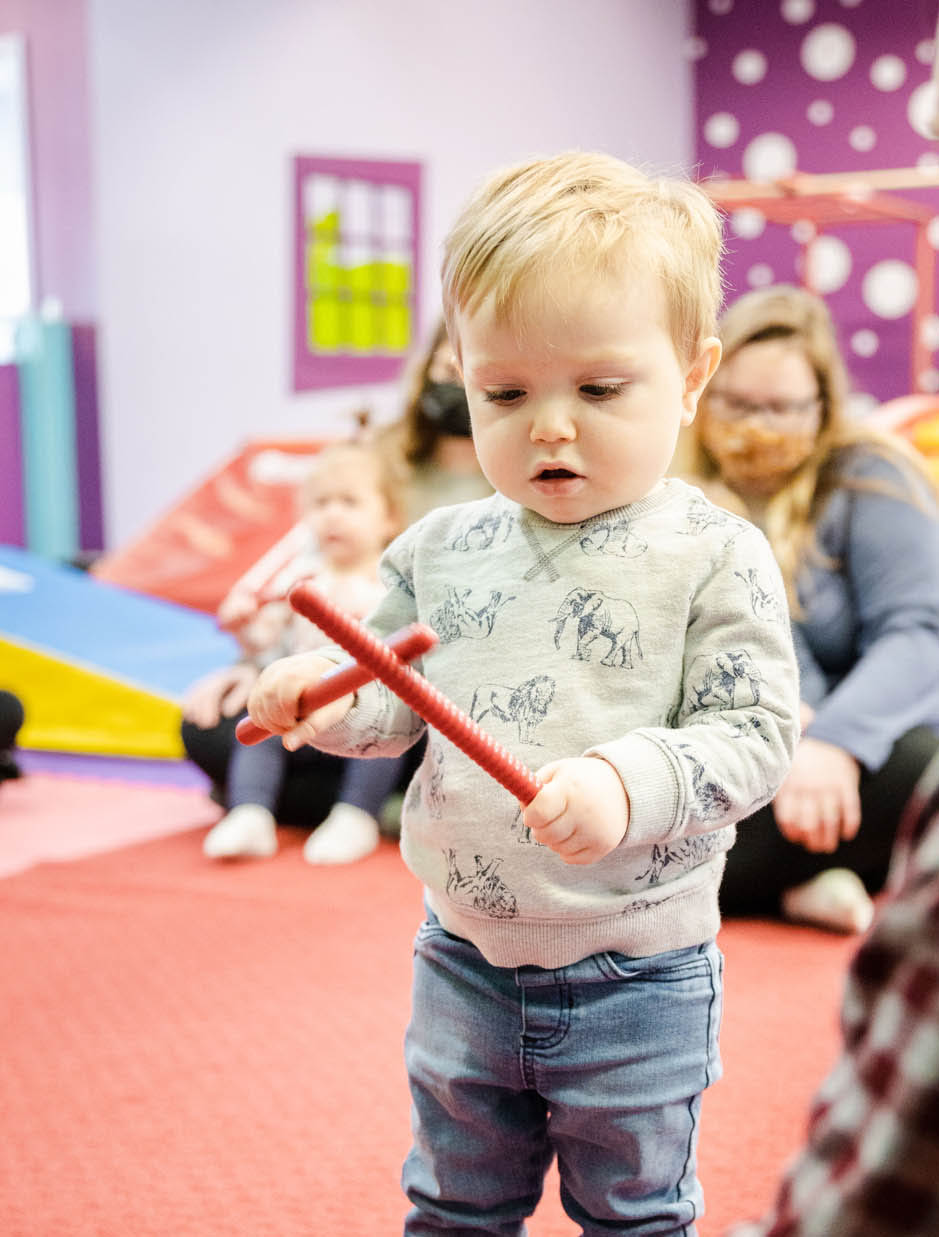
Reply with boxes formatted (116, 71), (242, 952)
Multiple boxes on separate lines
(402, 914), (723, 1236)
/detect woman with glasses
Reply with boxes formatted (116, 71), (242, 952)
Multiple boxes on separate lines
(676, 284), (939, 933)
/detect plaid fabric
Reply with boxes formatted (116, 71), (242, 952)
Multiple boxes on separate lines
(740, 755), (939, 1237)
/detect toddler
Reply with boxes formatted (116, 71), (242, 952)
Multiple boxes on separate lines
(202, 439), (406, 864)
(247, 152), (800, 1233)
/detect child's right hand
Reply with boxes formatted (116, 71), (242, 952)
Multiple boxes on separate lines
(246, 652), (354, 751)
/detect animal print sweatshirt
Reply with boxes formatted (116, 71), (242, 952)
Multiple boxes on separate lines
(312, 480), (800, 968)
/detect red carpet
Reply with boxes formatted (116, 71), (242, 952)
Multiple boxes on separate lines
(1, 774), (858, 1236)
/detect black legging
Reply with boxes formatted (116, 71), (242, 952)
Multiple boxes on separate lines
(181, 715), (424, 830)
(720, 725), (939, 916)
(0, 690), (24, 750)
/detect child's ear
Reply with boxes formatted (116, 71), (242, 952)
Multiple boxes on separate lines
(681, 337), (722, 425)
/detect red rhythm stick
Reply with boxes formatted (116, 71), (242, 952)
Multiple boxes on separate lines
(235, 623), (438, 747)
(241, 580), (542, 807)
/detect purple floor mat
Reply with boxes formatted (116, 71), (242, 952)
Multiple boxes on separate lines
(17, 749), (211, 789)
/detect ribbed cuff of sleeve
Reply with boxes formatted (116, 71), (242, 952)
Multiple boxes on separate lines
(585, 732), (684, 848)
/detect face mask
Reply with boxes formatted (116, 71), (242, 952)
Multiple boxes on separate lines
(700, 413), (818, 496)
(419, 381), (472, 437)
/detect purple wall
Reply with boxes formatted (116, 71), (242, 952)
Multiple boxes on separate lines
(694, 0), (939, 408)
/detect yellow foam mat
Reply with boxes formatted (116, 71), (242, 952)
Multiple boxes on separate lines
(2, 637), (184, 758)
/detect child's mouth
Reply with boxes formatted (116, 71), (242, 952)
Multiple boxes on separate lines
(537, 468), (577, 480)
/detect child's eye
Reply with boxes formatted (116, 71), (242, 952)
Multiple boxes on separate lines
(580, 382), (626, 400)
(483, 388), (525, 405)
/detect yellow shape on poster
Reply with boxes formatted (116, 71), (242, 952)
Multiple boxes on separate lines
(310, 297), (342, 352)
(384, 302), (412, 352)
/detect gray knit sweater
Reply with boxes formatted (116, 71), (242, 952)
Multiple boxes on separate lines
(314, 479), (800, 967)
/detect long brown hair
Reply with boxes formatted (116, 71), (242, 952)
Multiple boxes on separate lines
(678, 284), (936, 609)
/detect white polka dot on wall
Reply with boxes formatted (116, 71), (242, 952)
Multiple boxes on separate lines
(837, 0), (863, 8)
(849, 125), (877, 152)
(917, 368), (939, 393)
(800, 24), (856, 81)
(733, 50), (768, 85)
(848, 393), (878, 421)
(747, 264), (775, 288)
(920, 315), (939, 351)
(851, 329), (879, 358)
(708, 0), (733, 14)
(742, 132), (798, 181)
(704, 113), (740, 148)
(918, 152), (939, 170)
(791, 219), (817, 244)
(731, 208), (766, 239)
(781, 0), (815, 24)
(870, 55), (907, 92)
(683, 37), (708, 62)
(807, 99), (834, 125)
(927, 217), (939, 249)
(915, 40), (936, 66)
(806, 235), (852, 293)
(908, 80), (939, 140)
(862, 260), (919, 319)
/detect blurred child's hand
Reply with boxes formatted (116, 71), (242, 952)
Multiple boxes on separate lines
(217, 585), (262, 632)
(182, 663), (258, 728)
(246, 652), (354, 751)
(522, 757), (629, 865)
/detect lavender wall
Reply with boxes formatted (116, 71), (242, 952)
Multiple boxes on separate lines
(0, 0), (95, 318)
(90, 0), (695, 548)
(694, 0), (939, 411)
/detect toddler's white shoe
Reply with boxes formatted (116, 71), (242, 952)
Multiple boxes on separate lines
(203, 804), (278, 859)
(303, 803), (380, 865)
(781, 867), (875, 935)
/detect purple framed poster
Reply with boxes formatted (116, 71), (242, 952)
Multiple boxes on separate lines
(292, 155), (422, 392)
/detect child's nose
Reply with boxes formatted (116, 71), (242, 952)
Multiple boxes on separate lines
(529, 400), (576, 443)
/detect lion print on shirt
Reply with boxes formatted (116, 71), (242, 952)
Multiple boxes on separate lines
(469, 675), (556, 745)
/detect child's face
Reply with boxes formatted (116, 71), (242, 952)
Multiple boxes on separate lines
(303, 458), (396, 568)
(456, 263), (720, 523)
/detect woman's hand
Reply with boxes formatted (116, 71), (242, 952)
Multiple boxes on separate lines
(182, 663), (258, 729)
(522, 757), (629, 864)
(772, 736), (861, 853)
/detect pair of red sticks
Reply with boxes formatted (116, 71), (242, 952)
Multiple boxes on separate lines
(235, 581), (540, 807)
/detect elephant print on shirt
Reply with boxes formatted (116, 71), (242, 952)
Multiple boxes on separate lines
(429, 587), (515, 643)
(551, 587), (643, 669)
(469, 675), (556, 745)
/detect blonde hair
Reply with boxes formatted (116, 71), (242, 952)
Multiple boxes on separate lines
(441, 150), (725, 365)
(681, 284), (937, 608)
(300, 438), (408, 543)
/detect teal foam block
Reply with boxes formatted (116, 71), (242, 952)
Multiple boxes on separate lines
(16, 317), (79, 560)
(0, 544), (240, 698)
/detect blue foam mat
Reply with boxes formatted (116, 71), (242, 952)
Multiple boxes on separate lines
(0, 544), (239, 698)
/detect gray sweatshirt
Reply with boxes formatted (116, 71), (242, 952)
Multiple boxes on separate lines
(315, 479), (800, 967)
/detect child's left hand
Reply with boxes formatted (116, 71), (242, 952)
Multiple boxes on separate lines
(522, 757), (629, 865)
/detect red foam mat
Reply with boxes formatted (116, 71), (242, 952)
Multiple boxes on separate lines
(0, 776), (858, 1235)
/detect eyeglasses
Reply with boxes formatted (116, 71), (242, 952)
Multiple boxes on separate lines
(706, 391), (822, 421)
